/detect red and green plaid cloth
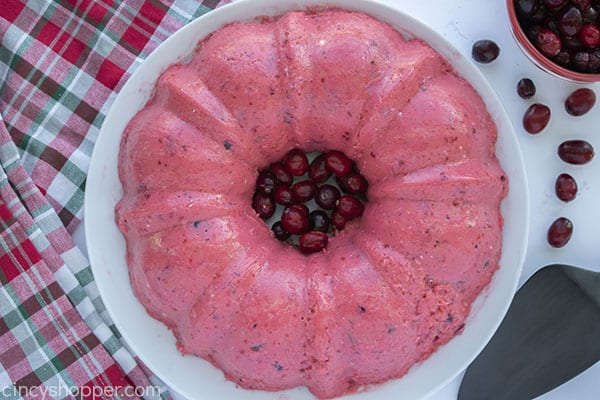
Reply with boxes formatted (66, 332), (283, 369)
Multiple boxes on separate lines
(0, 1), (228, 398)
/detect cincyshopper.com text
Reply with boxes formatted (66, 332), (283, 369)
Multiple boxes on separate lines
(2, 384), (162, 399)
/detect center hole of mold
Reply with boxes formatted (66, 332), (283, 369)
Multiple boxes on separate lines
(251, 148), (369, 254)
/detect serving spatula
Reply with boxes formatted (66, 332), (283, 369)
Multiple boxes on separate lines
(458, 264), (600, 400)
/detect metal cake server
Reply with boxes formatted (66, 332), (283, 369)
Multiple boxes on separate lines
(458, 264), (600, 400)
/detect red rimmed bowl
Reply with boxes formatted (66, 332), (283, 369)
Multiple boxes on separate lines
(507, 0), (600, 82)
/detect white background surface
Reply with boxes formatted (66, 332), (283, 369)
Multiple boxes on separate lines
(74, 0), (600, 398)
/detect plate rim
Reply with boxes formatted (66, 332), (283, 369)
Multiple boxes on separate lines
(84, 0), (530, 398)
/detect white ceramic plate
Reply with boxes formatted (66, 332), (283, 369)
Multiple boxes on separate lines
(85, 0), (530, 399)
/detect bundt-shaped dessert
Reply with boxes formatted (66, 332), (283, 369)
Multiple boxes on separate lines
(116, 8), (507, 399)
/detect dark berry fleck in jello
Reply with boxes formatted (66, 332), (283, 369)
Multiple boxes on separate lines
(514, 0), (600, 73)
(251, 148), (369, 254)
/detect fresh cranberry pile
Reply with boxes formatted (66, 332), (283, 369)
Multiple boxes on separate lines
(252, 149), (368, 254)
(515, 0), (600, 73)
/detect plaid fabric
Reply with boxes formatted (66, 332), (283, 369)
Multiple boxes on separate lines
(0, 119), (166, 399)
(0, 1), (228, 398)
(1, 0), (226, 232)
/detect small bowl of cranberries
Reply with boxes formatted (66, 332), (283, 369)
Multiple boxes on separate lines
(508, 0), (600, 82)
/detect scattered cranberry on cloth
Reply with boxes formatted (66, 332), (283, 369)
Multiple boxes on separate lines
(0, 1), (229, 398)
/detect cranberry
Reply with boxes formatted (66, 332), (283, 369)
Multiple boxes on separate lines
(523, 103), (551, 134)
(517, 78), (537, 99)
(338, 172), (368, 195)
(324, 150), (353, 177)
(281, 204), (309, 234)
(573, 50), (594, 71)
(309, 210), (330, 233)
(471, 39), (501, 63)
(252, 192), (275, 219)
(553, 50), (572, 66)
(292, 180), (316, 202)
(282, 148), (309, 176)
(559, 7), (583, 36)
(555, 173), (578, 201)
(562, 34), (585, 51)
(573, 0), (591, 11)
(315, 184), (341, 210)
(573, 49), (600, 72)
(565, 88), (596, 116)
(582, 6), (598, 24)
(558, 139), (595, 164)
(273, 184), (294, 206)
(299, 231), (328, 254)
(308, 154), (332, 182)
(269, 162), (293, 186)
(537, 29), (563, 56)
(531, 5), (549, 23)
(331, 211), (349, 230)
(272, 221), (291, 241)
(527, 25), (543, 43)
(516, 0), (538, 15)
(591, 49), (600, 70)
(547, 217), (573, 247)
(336, 195), (365, 218)
(513, 0), (600, 73)
(579, 23), (600, 47)
(544, 0), (566, 7)
(256, 170), (277, 195)
(253, 148), (369, 253)
(292, 203), (309, 216)
(547, 19), (561, 34)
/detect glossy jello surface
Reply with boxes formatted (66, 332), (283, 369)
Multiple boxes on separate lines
(115, 9), (507, 399)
